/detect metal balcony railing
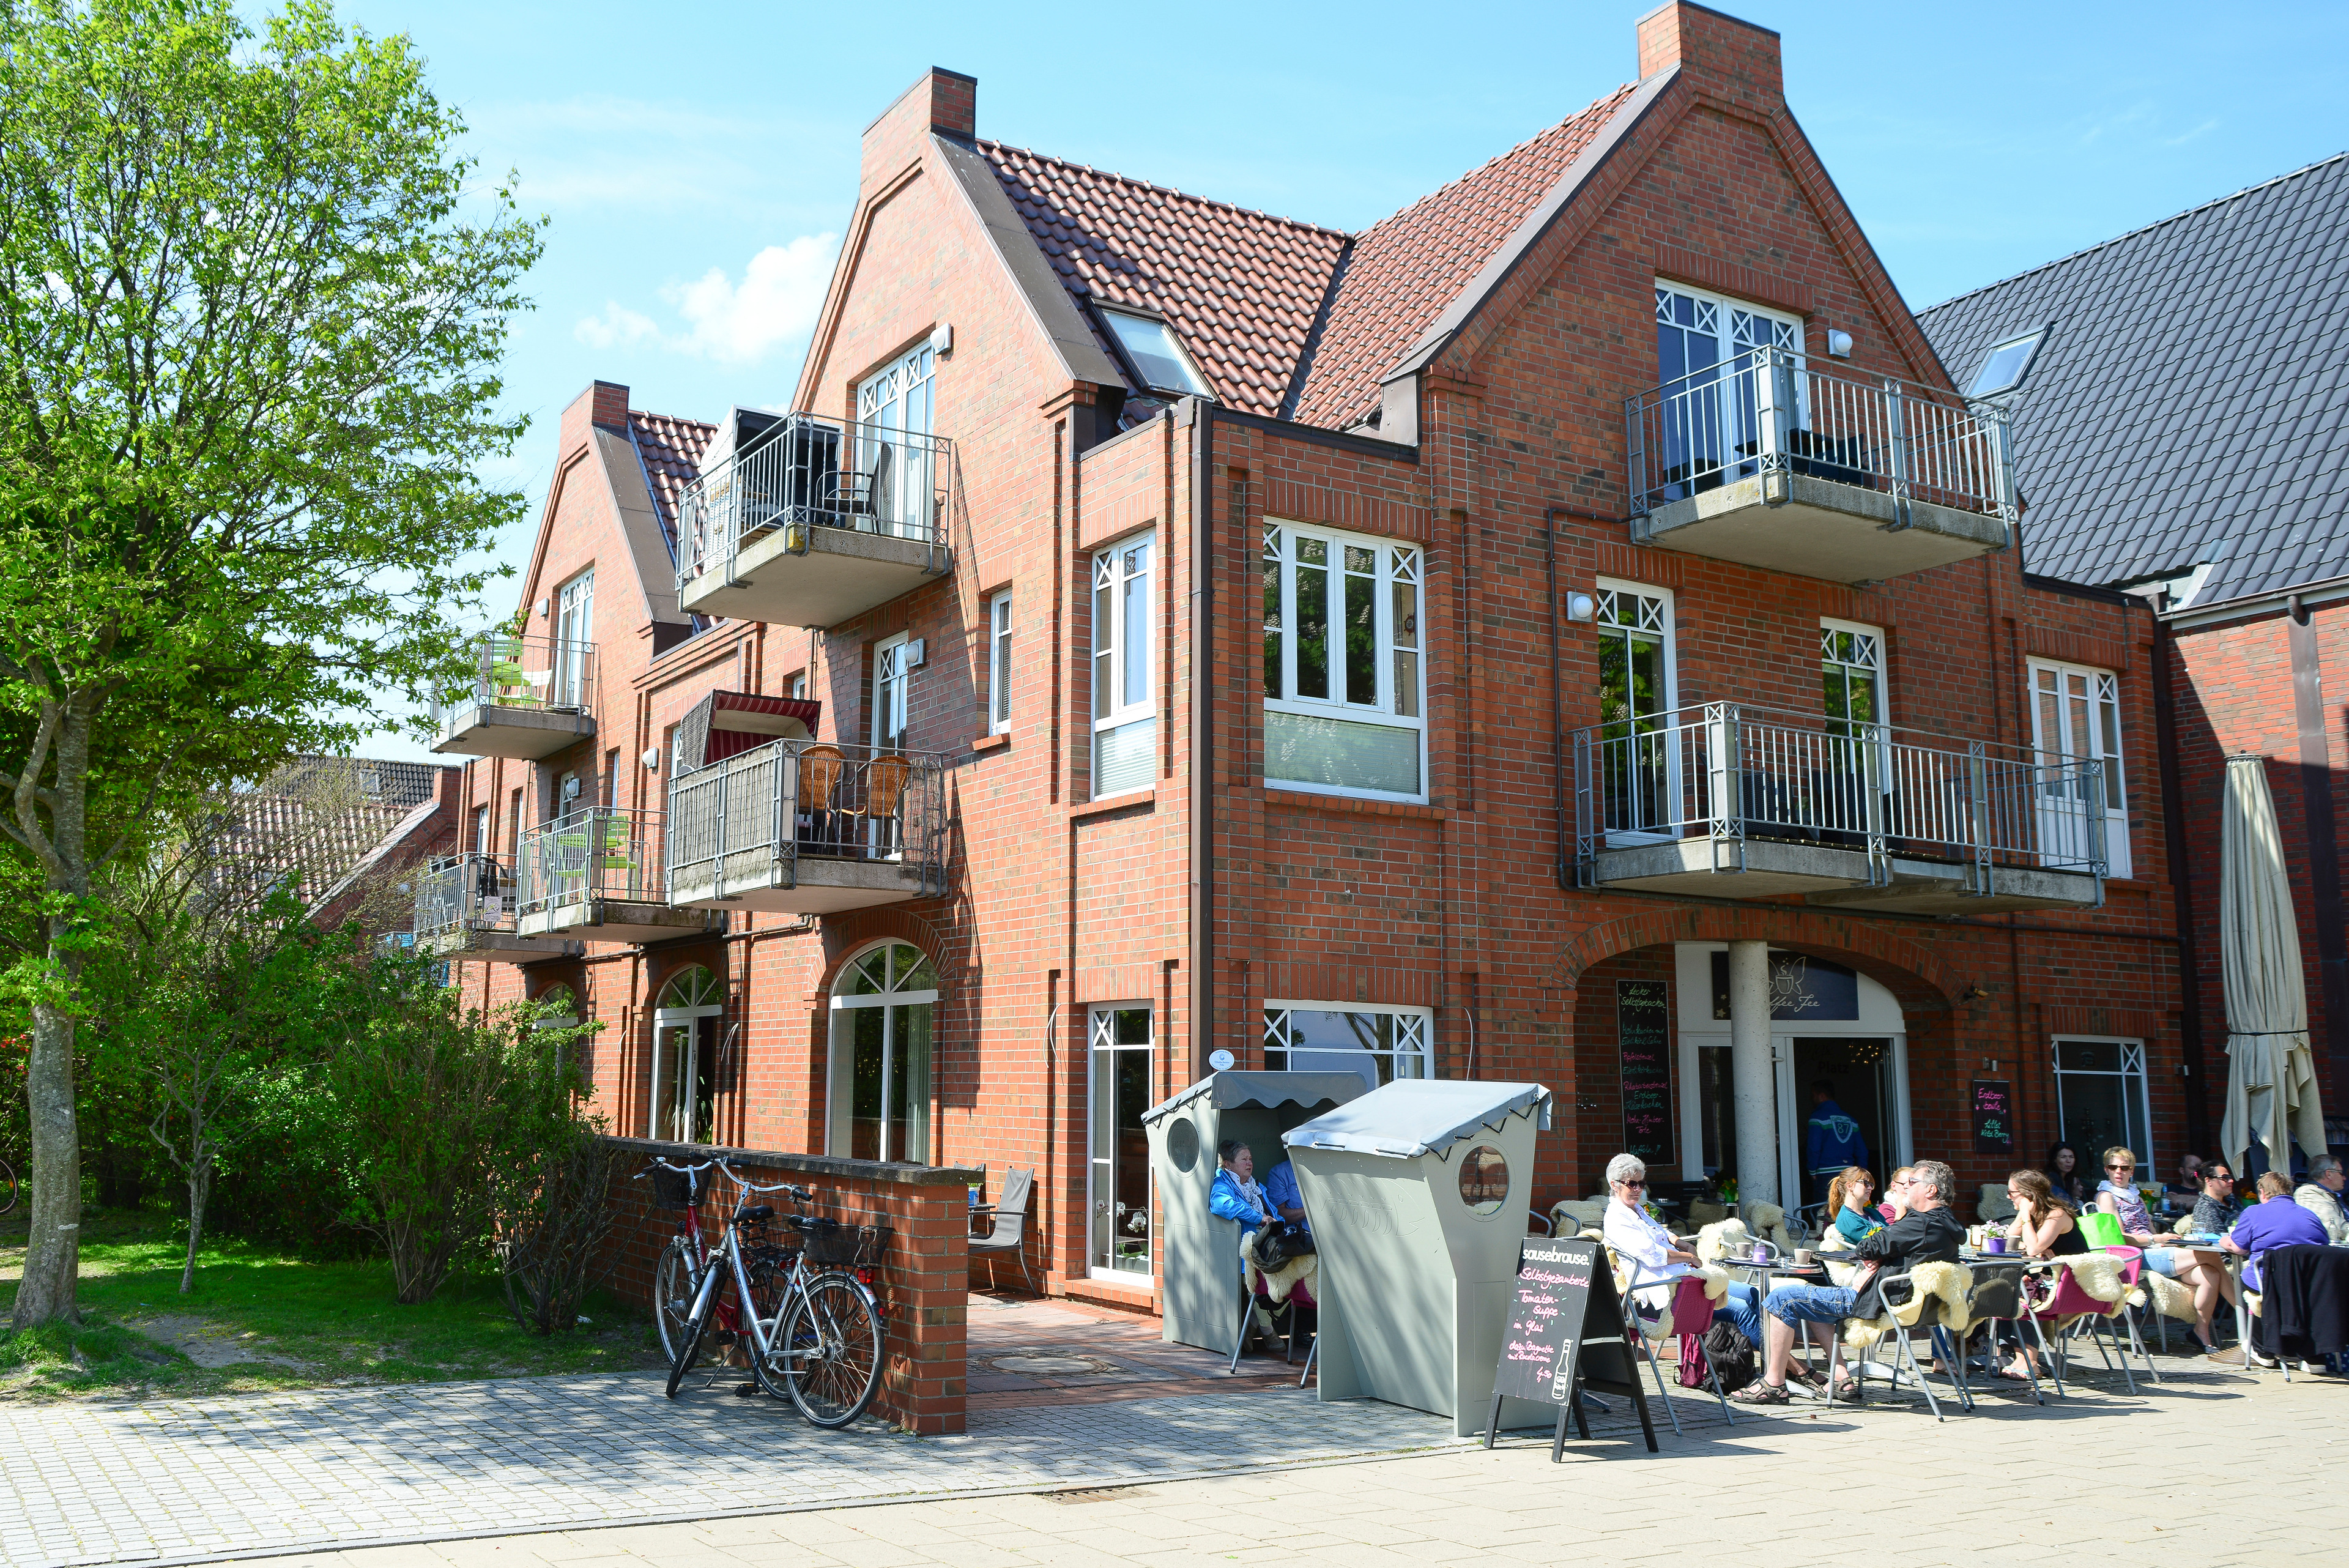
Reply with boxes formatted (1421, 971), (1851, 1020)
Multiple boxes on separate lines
(667, 737), (949, 901)
(1572, 703), (2106, 894)
(431, 631), (596, 723)
(1625, 347), (2016, 527)
(516, 806), (667, 918)
(414, 852), (522, 939)
(674, 413), (952, 592)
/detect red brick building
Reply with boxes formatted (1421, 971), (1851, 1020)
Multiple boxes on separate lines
(1923, 153), (2349, 1172)
(425, 2), (2181, 1308)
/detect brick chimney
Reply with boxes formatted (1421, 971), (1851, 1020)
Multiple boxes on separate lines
(558, 379), (630, 463)
(863, 69), (978, 191)
(1636, 2), (1783, 110)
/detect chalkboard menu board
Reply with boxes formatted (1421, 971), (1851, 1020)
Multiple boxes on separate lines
(1972, 1079), (2013, 1156)
(1617, 981), (1672, 1162)
(1485, 1236), (1657, 1458)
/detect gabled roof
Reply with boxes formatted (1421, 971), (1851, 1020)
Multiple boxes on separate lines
(977, 141), (1349, 418)
(1918, 154), (2349, 608)
(1287, 83), (1638, 428)
(973, 81), (1647, 429)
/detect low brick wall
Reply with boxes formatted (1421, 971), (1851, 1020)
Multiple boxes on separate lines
(600, 1135), (977, 1433)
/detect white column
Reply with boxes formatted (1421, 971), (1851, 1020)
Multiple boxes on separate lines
(1728, 940), (1779, 1210)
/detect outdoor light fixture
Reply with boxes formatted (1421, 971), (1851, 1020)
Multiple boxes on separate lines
(1825, 329), (1854, 358)
(641, 747), (660, 771)
(1565, 592), (1597, 623)
(929, 321), (953, 355)
(534, 598), (549, 617)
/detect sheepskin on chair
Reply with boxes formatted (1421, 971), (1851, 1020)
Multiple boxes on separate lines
(2141, 1269), (2198, 1322)
(1740, 1202), (1794, 1250)
(1839, 1260), (1975, 1352)
(1549, 1198), (1609, 1238)
(1239, 1228), (1318, 1305)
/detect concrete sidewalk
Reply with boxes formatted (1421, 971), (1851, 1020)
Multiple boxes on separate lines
(225, 1361), (2336, 1568)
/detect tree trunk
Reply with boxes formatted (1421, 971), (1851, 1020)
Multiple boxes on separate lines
(13, 990), (81, 1326)
(181, 1154), (212, 1296)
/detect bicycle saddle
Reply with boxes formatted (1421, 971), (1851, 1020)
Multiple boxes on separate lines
(742, 1204), (775, 1222)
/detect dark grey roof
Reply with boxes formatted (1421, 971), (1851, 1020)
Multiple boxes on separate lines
(1917, 154), (2349, 608)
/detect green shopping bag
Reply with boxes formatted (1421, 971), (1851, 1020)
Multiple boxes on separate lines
(2077, 1210), (2125, 1249)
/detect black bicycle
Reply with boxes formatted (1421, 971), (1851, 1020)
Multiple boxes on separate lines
(665, 1162), (887, 1429)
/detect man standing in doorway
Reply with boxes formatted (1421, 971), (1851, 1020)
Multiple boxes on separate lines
(1806, 1077), (1869, 1205)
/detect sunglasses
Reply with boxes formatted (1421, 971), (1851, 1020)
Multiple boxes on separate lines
(2106, 1164), (2135, 1173)
(1616, 1178), (1647, 1189)
(2205, 1173), (2234, 1183)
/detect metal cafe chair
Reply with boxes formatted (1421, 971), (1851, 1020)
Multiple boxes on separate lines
(1820, 1264), (1975, 1421)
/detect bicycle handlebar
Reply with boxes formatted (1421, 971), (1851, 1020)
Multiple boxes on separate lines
(634, 1156), (721, 1180)
(713, 1160), (814, 1205)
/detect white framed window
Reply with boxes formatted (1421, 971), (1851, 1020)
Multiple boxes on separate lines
(2028, 658), (2129, 878)
(1093, 534), (1154, 798)
(1653, 282), (1806, 497)
(1969, 329), (2045, 399)
(554, 569), (594, 710)
(857, 344), (937, 539)
(872, 633), (911, 752)
(987, 590), (1013, 735)
(1261, 521), (1425, 801)
(2052, 1037), (2151, 1179)
(1820, 620), (1884, 731)
(826, 942), (939, 1164)
(1594, 578), (1676, 839)
(1088, 1004), (1154, 1278)
(470, 804), (489, 857)
(787, 672), (807, 701)
(1263, 1002), (1432, 1096)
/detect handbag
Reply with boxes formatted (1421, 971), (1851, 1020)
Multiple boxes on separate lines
(1253, 1219), (1316, 1272)
(1696, 1320), (1757, 1392)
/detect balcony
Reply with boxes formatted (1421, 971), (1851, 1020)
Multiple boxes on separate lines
(515, 808), (718, 946)
(667, 738), (949, 915)
(1572, 704), (2106, 915)
(1625, 349), (2014, 584)
(429, 632), (596, 760)
(675, 413), (952, 630)
(413, 852), (582, 963)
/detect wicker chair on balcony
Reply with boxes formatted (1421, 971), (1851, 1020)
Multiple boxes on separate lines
(795, 745), (847, 854)
(854, 754), (915, 860)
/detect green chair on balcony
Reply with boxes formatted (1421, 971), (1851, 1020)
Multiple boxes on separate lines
(486, 636), (533, 707)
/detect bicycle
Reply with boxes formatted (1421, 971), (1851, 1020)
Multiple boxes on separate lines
(664, 1161), (887, 1429)
(640, 1157), (722, 1365)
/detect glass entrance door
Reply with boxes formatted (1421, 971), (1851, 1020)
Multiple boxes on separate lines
(1088, 1006), (1153, 1278)
(1786, 1036), (1901, 1206)
(826, 942), (939, 1164)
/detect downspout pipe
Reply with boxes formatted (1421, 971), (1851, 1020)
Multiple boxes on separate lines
(1546, 510), (1570, 890)
(1190, 399), (1215, 1083)
(2150, 608), (2210, 1154)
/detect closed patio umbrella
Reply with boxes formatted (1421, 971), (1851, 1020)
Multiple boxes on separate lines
(2219, 754), (2328, 1175)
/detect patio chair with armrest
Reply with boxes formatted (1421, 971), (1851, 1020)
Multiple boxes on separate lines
(795, 746), (846, 852)
(2017, 1252), (2150, 1397)
(1820, 1262), (1976, 1421)
(968, 1165), (1036, 1296)
(1604, 1243), (1733, 1434)
(854, 753), (915, 860)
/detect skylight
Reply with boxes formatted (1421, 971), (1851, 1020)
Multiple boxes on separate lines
(1968, 330), (2044, 398)
(1102, 309), (1209, 396)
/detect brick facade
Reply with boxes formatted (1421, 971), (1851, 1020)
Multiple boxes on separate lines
(438, 4), (2190, 1382)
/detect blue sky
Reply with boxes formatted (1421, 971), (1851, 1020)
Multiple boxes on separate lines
(335, 0), (2349, 758)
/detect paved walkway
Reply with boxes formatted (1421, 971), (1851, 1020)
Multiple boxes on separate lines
(0, 1292), (2320, 1568)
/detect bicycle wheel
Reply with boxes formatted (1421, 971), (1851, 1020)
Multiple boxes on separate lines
(653, 1238), (698, 1365)
(665, 1268), (724, 1400)
(762, 1272), (883, 1428)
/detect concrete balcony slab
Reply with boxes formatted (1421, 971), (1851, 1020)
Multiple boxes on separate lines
(1636, 471), (2008, 585)
(677, 524), (945, 630)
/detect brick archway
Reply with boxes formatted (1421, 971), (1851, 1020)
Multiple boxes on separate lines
(1558, 905), (1964, 1013)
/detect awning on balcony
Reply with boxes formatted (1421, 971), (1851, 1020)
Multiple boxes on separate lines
(677, 689), (822, 774)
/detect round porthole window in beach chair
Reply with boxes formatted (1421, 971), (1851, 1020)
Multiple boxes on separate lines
(1458, 1145), (1510, 1217)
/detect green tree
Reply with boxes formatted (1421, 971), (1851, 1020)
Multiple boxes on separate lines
(0, 0), (541, 1323)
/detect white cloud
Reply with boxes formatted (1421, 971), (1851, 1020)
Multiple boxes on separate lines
(571, 234), (838, 366)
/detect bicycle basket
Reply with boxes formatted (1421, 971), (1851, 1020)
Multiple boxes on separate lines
(648, 1165), (700, 1209)
(799, 1220), (891, 1269)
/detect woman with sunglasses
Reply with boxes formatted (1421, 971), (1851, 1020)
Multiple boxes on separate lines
(2099, 1146), (2236, 1355)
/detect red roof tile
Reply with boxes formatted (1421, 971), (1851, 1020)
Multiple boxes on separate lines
(628, 409), (716, 538)
(1288, 83), (1638, 429)
(978, 142), (1349, 418)
(974, 84), (1637, 431)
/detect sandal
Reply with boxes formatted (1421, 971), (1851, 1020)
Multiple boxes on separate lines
(1729, 1380), (1791, 1405)
(1789, 1362), (1828, 1389)
(1831, 1377), (1863, 1403)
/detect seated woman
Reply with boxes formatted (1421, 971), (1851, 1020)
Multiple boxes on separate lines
(1878, 1165), (1915, 1222)
(2043, 1142), (2090, 1209)
(1825, 1167), (1883, 1246)
(2098, 1145), (2235, 1355)
(1598, 1153), (1769, 1360)
(1995, 1169), (2084, 1379)
(1209, 1140), (1314, 1337)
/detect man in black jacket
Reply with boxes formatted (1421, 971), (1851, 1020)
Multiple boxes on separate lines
(1732, 1159), (1964, 1405)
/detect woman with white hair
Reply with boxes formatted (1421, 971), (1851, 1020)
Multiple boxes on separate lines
(1600, 1153), (1765, 1350)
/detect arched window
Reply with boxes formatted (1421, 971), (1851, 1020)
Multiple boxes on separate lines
(651, 965), (725, 1145)
(826, 942), (938, 1164)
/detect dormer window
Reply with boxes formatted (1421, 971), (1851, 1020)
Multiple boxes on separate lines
(1100, 308), (1208, 396)
(1967, 330), (2044, 399)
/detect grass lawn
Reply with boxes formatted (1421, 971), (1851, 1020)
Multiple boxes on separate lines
(0, 1206), (666, 1400)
